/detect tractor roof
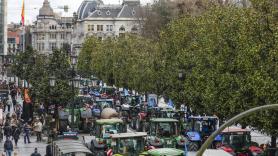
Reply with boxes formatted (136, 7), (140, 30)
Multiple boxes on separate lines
(222, 127), (250, 133)
(111, 132), (147, 139)
(148, 148), (184, 156)
(150, 118), (179, 123)
(96, 118), (123, 125)
(96, 99), (114, 102)
(189, 116), (218, 120)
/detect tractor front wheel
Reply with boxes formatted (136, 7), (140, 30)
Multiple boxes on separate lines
(188, 141), (199, 151)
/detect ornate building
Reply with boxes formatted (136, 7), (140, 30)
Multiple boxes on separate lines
(31, 0), (72, 55)
(72, 0), (143, 56)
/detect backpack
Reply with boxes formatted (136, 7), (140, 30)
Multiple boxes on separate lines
(4, 140), (13, 150)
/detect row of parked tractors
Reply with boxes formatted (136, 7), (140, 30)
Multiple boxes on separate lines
(54, 86), (265, 156)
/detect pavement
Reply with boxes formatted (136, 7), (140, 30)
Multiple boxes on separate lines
(0, 136), (47, 156)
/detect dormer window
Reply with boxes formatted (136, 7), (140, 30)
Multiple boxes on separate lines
(132, 9), (136, 15)
(98, 11), (102, 16)
(131, 26), (138, 31)
(106, 10), (111, 15)
(119, 26), (125, 31)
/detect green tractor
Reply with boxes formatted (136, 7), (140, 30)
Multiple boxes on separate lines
(110, 132), (148, 156)
(144, 148), (184, 156)
(89, 118), (127, 156)
(147, 118), (187, 149)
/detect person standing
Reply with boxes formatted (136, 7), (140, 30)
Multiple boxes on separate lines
(23, 123), (31, 144)
(12, 126), (20, 147)
(33, 119), (43, 142)
(31, 148), (41, 156)
(4, 137), (13, 156)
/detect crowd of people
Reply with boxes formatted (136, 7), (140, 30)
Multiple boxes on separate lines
(0, 83), (43, 156)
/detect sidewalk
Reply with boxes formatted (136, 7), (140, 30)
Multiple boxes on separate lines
(0, 136), (46, 156)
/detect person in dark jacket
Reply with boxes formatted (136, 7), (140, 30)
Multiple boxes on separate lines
(45, 143), (52, 156)
(3, 124), (12, 140)
(23, 123), (31, 144)
(31, 148), (41, 156)
(12, 126), (21, 147)
(4, 137), (13, 156)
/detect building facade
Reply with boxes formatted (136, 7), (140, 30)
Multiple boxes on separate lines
(0, 0), (7, 55)
(31, 0), (72, 55)
(72, 0), (143, 56)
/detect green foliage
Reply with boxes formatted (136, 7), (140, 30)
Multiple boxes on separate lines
(12, 48), (76, 106)
(78, 0), (278, 139)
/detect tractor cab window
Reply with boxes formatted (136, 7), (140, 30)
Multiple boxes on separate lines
(154, 122), (178, 137)
(102, 124), (119, 138)
(229, 133), (251, 147)
(118, 138), (143, 155)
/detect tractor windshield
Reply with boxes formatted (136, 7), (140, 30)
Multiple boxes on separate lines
(222, 133), (251, 148)
(152, 122), (178, 137)
(117, 138), (144, 156)
(96, 101), (112, 109)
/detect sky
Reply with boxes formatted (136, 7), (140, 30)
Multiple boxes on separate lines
(7, 0), (152, 24)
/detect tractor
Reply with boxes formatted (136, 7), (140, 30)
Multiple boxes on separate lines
(147, 118), (187, 149)
(185, 116), (222, 151)
(92, 99), (114, 119)
(219, 127), (263, 156)
(110, 132), (148, 156)
(89, 118), (127, 156)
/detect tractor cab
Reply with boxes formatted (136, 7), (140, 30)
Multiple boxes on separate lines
(110, 132), (147, 156)
(92, 99), (114, 118)
(147, 118), (186, 149)
(185, 116), (221, 151)
(90, 118), (126, 156)
(99, 86), (116, 98)
(220, 127), (263, 156)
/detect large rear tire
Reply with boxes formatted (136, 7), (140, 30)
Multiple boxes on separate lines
(188, 142), (199, 151)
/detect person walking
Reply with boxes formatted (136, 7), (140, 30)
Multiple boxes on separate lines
(12, 126), (20, 147)
(33, 119), (43, 142)
(4, 137), (13, 156)
(23, 123), (31, 144)
(31, 148), (41, 156)
(3, 123), (12, 140)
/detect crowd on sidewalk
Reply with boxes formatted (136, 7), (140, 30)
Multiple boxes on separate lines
(0, 84), (43, 156)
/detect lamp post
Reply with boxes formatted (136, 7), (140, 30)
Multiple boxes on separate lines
(70, 55), (80, 129)
(49, 76), (57, 129)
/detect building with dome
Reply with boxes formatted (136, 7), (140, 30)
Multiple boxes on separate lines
(72, 0), (144, 56)
(31, 0), (73, 55)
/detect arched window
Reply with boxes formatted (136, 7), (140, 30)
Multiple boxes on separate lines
(119, 26), (125, 31)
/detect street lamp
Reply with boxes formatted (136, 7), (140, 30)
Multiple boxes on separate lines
(70, 55), (80, 129)
(49, 76), (56, 87)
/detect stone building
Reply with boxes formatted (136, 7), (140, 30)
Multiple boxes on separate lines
(72, 0), (144, 55)
(31, 0), (72, 55)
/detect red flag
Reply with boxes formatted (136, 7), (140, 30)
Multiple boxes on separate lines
(24, 89), (32, 104)
(21, 0), (25, 26)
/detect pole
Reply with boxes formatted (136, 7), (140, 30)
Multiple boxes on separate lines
(71, 66), (74, 129)
(196, 104), (278, 156)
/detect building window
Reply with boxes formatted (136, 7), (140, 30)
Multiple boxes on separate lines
(60, 33), (65, 39)
(38, 34), (45, 40)
(106, 11), (111, 15)
(37, 43), (45, 51)
(50, 33), (57, 39)
(106, 25), (113, 31)
(119, 26), (125, 31)
(49, 42), (57, 50)
(88, 25), (94, 31)
(97, 25), (103, 31)
(119, 33), (125, 38)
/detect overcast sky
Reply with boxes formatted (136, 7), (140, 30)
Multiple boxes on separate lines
(7, 0), (152, 24)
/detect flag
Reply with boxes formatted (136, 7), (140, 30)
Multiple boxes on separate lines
(21, 0), (25, 26)
(24, 89), (32, 104)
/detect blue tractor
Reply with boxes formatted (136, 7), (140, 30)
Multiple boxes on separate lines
(185, 116), (222, 151)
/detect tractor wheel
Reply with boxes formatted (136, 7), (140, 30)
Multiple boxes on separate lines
(188, 142), (199, 151)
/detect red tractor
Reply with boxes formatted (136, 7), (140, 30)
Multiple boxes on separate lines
(219, 127), (263, 156)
